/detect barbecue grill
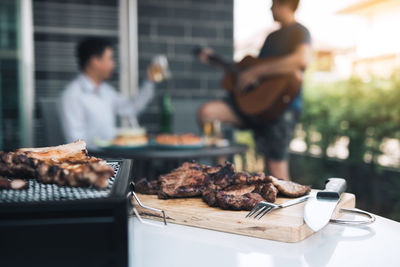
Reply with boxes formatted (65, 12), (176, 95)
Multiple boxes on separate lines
(0, 159), (136, 267)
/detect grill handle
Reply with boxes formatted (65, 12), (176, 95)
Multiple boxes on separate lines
(127, 182), (167, 227)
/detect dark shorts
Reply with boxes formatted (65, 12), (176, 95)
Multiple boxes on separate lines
(224, 96), (300, 161)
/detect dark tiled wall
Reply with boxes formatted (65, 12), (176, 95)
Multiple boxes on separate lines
(137, 0), (234, 132)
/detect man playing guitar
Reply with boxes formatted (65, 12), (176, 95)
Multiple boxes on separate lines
(197, 0), (311, 180)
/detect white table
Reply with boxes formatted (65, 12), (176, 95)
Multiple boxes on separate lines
(129, 213), (400, 267)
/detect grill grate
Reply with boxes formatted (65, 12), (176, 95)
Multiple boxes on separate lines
(0, 161), (120, 203)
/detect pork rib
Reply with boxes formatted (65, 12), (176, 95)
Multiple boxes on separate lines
(0, 177), (28, 190)
(0, 140), (114, 188)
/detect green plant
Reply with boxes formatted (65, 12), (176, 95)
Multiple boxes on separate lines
(301, 71), (400, 164)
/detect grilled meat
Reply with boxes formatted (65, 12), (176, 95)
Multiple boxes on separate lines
(0, 140), (114, 189)
(202, 163), (279, 208)
(216, 184), (265, 210)
(234, 171), (269, 185)
(204, 161), (236, 191)
(202, 188), (219, 207)
(136, 161), (310, 211)
(158, 162), (221, 199)
(253, 182), (278, 202)
(202, 162), (236, 206)
(135, 178), (160, 195)
(266, 176), (311, 197)
(0, 177), (28, 190)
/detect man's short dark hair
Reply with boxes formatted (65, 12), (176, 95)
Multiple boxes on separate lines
(275, 0), (300, 11)
(76, 37), (112, 69)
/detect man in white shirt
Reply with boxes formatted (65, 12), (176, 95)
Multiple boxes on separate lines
(61, 37), (155, 148)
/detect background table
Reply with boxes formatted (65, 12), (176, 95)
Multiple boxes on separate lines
(90, 144), (248, 180)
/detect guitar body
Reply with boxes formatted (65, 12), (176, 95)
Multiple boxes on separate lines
(221, 55), (302, 124)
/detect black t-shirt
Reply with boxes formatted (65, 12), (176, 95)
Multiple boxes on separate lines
(259, 23), (311, 110)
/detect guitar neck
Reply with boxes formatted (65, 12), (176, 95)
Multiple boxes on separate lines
(206, 54), (239, 73)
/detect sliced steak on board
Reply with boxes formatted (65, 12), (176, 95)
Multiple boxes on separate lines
(157, 162), (221, 199)
(266, 176), (311, 197)
(135, 161), (310, 211)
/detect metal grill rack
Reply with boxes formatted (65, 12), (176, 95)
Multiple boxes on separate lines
(0, 160), (131, 267)
(0, 161), (120, 203)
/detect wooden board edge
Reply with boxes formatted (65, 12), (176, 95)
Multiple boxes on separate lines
(135, 193), (356, 243)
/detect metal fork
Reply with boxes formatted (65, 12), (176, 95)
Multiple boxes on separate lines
(246, 194), (311, 220)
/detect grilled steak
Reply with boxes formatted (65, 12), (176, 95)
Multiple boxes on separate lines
(158, 162), (221, 199)
(266, 176), (311, 197)
(216, 184), (265, 210)
(204, 161), (236, 190)
(0, 140), (114, 189)
(253, 183), (278, 202)
(135, 178), (160, 195)
(136, 161), (310, 211)
(234, 171), (269, 185)
(202, 162), (279, 208)
(202, 162), (236, 206)
(202, 188), (219, 207)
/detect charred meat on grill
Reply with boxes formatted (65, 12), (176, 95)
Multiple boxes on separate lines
(0, 177), (28, 190)
(0, 140), (114, 189)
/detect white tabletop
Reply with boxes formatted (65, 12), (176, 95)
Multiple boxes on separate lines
(129, 213), (400, 267)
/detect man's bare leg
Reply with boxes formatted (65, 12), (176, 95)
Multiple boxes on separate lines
(198, 100), (242, 165)
(267, 159), (290, 180)
(197, 100), (242, 127)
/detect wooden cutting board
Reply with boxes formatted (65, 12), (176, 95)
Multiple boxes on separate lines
(135, 191), (355, 243)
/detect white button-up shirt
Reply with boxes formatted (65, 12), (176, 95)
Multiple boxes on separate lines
(61, 74), (154, 148)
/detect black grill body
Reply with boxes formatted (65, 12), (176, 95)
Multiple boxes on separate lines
(0, 159), (132, 267)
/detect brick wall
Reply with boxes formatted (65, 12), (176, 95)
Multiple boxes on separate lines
(137, 0), (234, 132)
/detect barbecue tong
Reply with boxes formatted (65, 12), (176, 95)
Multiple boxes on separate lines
(128, 182), (167, 227)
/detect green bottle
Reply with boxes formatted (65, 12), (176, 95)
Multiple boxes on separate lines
(160, 93), (173, 133)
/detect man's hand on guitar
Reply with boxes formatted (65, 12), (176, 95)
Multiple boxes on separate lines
(197, 48), (214, 65)
(235, 68), (259, 94)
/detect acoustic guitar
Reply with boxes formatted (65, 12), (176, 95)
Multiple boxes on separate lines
(194, 48), (302, 124)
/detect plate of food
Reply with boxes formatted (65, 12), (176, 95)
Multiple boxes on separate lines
(94, 127), (150, 150)
(106, 135), (149, 149)
(153, 133), (206, 149)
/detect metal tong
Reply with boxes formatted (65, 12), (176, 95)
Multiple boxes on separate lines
(127, 182), (167, 227)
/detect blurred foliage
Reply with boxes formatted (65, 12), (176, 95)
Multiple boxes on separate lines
(301, 71), (400, 164)
(300, 71), (400, 221)
(234, 130), (265, 172)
